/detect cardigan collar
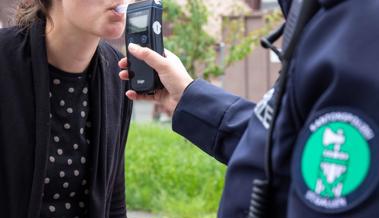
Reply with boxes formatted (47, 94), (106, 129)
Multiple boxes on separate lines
(27, 18), (112, 218)
(28, 18), (52, 218)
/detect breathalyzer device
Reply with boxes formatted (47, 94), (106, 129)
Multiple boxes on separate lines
(124, 0), (164, 94)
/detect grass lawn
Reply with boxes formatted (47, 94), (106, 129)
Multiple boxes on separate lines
(125, 122), (226, 218)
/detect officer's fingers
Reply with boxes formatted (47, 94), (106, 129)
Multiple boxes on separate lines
(164, 49), (183, 64)
(118, 58), (128, 69)
(164, 49), (175, 58)
(119, 70), (130, 80)
(128, 43), (168, 73)
(125, 90), (155, 101)
(125, 90), (137, 100)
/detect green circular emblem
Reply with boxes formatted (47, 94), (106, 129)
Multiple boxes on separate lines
(301, 122), (370, 198)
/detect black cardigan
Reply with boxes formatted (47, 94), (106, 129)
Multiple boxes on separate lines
(0, 19), (133, 218)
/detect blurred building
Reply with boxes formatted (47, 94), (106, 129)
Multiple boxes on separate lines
(222, 14), (282, 102)
(164, 0), (282, 102)
(0, 0), (15, 28)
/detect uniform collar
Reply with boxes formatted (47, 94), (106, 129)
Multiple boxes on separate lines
(278, 0), (293, 17)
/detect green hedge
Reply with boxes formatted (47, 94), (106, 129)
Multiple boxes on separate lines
(125, 122), (226, 218)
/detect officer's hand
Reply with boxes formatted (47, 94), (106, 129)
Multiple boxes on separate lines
(118, 43), (193, 113)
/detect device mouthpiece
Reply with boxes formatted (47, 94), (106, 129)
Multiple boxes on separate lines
(115, 4), (127, 13)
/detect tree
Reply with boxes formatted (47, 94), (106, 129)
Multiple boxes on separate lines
(163, 0), (282, 80)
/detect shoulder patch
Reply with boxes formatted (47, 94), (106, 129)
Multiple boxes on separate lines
(254, 88), (275, 129)
(292, 109), (379, 213)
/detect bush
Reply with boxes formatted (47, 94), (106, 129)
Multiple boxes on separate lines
(125, 122), (226, 218)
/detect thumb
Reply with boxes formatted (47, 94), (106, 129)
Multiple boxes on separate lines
(128, 43), (168, 73)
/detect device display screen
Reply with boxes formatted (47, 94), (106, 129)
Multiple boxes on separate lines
(128, 10), (149, 33)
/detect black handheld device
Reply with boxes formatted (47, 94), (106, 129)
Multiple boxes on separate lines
(126, 0), (164, 94)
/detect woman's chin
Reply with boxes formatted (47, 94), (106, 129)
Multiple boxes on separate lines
(102, 28), (125, 40)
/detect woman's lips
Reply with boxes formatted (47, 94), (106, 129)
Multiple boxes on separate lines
(109, 9), (125, 22)
(106, 4), (127, 22)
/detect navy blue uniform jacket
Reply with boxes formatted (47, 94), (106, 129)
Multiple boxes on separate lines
(173, 0), (379, 217)
(0, 19), (132, 218)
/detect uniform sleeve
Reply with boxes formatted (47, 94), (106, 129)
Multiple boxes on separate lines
(286, 1), (379, 217)
(172, 79), (255, 164)
(109, 157), (127, 218)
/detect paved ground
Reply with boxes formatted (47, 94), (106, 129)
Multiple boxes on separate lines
(132, 101), (154, 123)
(128, 211), (157, 218)
(132, 101), (171, 123)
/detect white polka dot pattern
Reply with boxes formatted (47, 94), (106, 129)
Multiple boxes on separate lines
(53, 193), (60, 200)
(42, 68), (91, 217)
(66, 108), (73, 114)
(49, 205), (56, 212)
(49, 156), (55, 163)
(79, 202), (85, 208)
(63, 182), (69, 189)
(59, 171), (65, 178)
(64, 123), (71, 129)
(60, 100), (65, 106)
(73, 144), (79, 150)
(74, 170), (80, 176)
(54, 136), (60, 143)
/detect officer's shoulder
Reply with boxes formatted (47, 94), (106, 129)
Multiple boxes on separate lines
(320, 0), (379, 20)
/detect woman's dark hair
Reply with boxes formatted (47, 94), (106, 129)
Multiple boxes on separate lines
(15, 0), (52, 27)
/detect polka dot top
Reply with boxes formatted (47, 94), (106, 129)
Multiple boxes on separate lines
(40, 65), (92, 218)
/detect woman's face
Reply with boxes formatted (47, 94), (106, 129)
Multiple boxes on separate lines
(55, 0), (126, 39)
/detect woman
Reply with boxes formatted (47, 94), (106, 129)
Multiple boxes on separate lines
(0, 0), (132, 217)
